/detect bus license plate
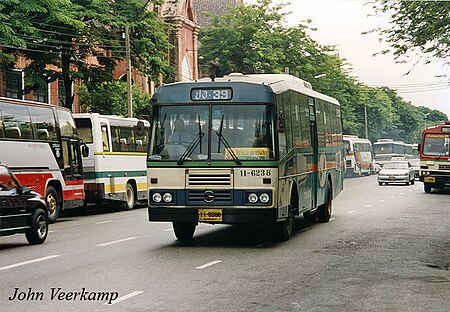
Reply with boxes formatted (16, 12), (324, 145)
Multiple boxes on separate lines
(198, 209), (222, 222)
(424, 177), (435, 183)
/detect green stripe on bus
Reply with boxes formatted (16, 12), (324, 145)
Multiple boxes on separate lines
(146, 161), (279, 167)
(84, 170), (147, 179)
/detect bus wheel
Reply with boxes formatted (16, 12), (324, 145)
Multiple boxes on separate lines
(317, 182), (332, 223)
(173, 222), (196, 241)
(45, 186), (60, 223)
(276, 205), (295, 242)
(123, 183), (135, 210)
(424, 183), (432, 193)
(303, 210), (317, 223)
(25, 208), (48, 244)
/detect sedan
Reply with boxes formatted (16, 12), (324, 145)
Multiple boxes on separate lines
(0, 164), (49, 244)
(408, 159), (420, 179)
(377, 161), (415, 186)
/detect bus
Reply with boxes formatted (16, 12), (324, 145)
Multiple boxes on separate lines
(74, 113), (150, 209)
(373, 139), (410, 165)
(0, 97), (87, 222)
(418, 122), (450, 193)
(147, 73), (344, 241)
(343, 135), (373, 176)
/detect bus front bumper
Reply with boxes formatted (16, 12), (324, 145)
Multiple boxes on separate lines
(148, 207), (277, 224)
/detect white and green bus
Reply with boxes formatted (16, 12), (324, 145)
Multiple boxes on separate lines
(147, 73), (344, 241)
(74, 113), (150, 209)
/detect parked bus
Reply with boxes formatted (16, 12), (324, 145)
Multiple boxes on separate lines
(418, 122), (450, 193)
(74, 113), (150, 209)
(343, 135), (373, 176)
(147, 73), (344, 241)
(0, 97), (87, 222)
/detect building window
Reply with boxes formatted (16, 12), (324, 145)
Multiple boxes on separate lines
(33, 83), (49, 103)
(5, 70), (23, 99)
(58, 79), (66, 106)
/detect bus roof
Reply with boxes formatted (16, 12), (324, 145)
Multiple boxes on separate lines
(0, 96), (70, 111)
(153, 73), (339, 106)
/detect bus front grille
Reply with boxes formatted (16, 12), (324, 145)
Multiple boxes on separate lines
(187, 190), (232, 205)
(439, 165), (450, 170)
(187, 169), (232, 186)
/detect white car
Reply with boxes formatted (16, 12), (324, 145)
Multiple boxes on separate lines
(377, 161), (415, 186)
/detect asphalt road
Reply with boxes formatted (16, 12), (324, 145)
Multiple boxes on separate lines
(1, 175), (449, 312)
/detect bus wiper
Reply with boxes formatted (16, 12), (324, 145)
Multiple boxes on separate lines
(215, 131), (242, 165)
(435, 145), (449, 160)
(177, 131), (205, 165)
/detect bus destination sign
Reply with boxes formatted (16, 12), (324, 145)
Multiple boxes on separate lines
(191, 88), (232, 101)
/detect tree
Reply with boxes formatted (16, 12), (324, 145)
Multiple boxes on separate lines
(370, 0), (450, 64)
(0, 0), (171, 111)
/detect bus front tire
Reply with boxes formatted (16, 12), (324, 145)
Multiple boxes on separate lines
(275, 205), (295, 242)
(45, 186), (60, 223)
(173, 222), (196, 241)
(25, 208), (48, 245)
(317, 182), (332, 223)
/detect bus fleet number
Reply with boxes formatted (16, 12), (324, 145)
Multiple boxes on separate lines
(240, 170), (271, 177)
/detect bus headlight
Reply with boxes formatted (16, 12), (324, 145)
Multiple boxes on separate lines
(259, 193), (270, 203)
(248, 193), (258, 203)
(163, 192), (173, 203)
(152, 192), (162, 203)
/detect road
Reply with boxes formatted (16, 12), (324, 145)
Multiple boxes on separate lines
(1, 175), (449, 312)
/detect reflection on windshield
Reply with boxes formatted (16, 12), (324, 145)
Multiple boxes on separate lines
(149, 104), (274, 162)
(383, 162), (408, 169)
(423, 135), (450, 157)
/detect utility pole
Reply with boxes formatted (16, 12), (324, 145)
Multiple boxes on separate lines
(364, 106), (369, 139)
(125, 24), (133, 118)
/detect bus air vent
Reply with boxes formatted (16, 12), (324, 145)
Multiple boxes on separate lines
(187, 169), (232, 186)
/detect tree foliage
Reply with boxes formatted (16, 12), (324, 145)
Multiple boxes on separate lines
(198, 0), (448, 143)
(370, 0), (450, 63)
(0, 0), (171, 111)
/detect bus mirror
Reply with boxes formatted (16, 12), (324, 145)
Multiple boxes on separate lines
(82, 144), (89, 157)
(417, 144), (421, 152)
(136, 121), (145, 136)
(277, 112), (285, 133)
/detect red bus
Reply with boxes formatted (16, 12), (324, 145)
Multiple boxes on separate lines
(0, 97), (87, 222)
(419, 122), (450, 193)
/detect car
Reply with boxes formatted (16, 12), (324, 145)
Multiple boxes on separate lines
(377, 161), (415, 186)
(0, 164), (49, 244)
(408, 158), (420, 179)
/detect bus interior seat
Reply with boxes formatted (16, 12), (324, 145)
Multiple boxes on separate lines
(120, 138), (128, 151)
(5, 127), (21, 139)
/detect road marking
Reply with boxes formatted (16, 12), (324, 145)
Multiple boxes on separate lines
(108, 291), (143, 305)
(346, 210), (355, 214)
(95, 220), (113, 225)
(0, 255), (60, 271)
(378, 200), (385, 203)
(97, 237), (138, 247)
(399, 192), (405, 195)
(163, 228), (173, 232)
(196, 260), (222, 269)
(390, 195), (396, 198)
(365, 204), (372, 208)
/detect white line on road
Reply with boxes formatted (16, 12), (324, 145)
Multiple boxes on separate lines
(163, 228), (174, 232)
(0, 255), (60, 271)
(97, 237), (138, 247)
(378, 200), (385, 203)
(399, 192), (405, 195)
(196, 260), (222, 269)
(107, 291), (144, 305)
(390, 195), (396, 198)
(346, 210), (356, 214)
(365, 204), (372, 208)
(95, 220), (113, 225)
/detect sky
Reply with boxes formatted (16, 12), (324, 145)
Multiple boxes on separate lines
(244, 0), (450, 119)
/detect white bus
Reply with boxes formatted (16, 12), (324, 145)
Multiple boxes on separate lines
(0, 97), (86, 222)
(74, 113), (150, 209)
(343, 135), (373, 176)
(373, 139), (408, 165)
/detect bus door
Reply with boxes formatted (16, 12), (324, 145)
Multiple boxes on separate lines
(61, 138), (83, 181)
(308, 97), (319, 209)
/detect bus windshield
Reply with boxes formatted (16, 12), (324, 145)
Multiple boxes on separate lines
(423, 134), (450, 157)
(149, 104), (274, 161)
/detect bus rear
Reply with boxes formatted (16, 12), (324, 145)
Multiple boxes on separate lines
(419, 122), (450, 193)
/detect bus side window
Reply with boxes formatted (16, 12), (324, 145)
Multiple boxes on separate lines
(120, 138), (128, 151)
(101, 125), (110, 152)
(5, 127), (21, 139)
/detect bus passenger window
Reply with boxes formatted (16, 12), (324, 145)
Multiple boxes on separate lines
(101, 125), (110, 152)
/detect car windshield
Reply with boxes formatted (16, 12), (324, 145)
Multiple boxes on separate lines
(0, 166), (18, 191)
(383, 162), (408, 170)
(149, 104), (274, 162)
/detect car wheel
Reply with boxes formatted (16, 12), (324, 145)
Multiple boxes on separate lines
(25, 208), (48, 244)
(173, 222), (196, 241)
(45, 186), (60, 223)
(122, 182), (135, 210)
